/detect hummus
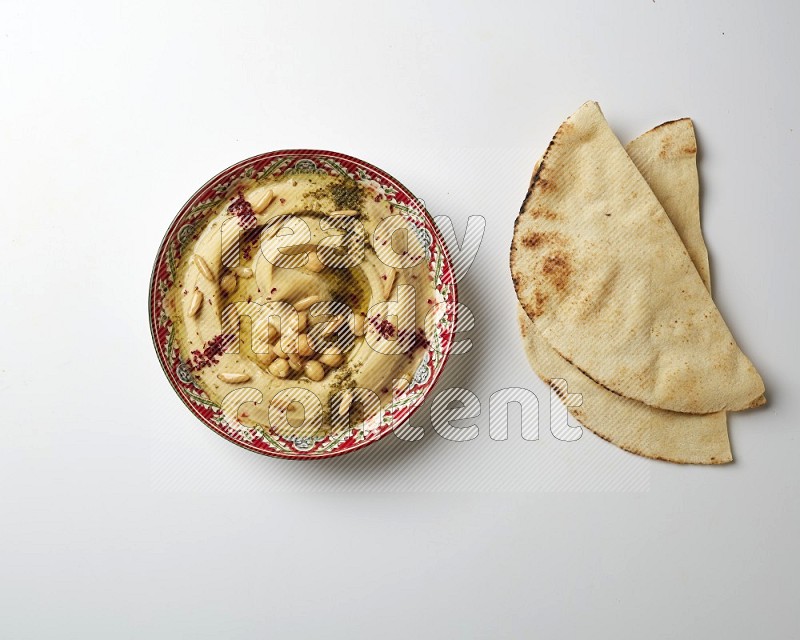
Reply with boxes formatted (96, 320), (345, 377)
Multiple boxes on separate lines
(169, 172), (439, 439)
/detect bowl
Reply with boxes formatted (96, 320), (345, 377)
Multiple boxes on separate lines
(149, 150), (457, 459)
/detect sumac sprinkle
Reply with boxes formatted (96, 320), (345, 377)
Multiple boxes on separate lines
(189, 333), (235, 370)
(241, 227), (260, 260)
(368, 314), (396, 340)
(227, 191), (256, 228)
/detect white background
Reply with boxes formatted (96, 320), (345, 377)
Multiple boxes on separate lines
(2, 1), (799, 638)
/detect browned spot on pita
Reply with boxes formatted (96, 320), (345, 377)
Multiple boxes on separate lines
(522, 232), (543, 248)
(659, 136), (673, 158)
(682, 144), (697, 155)
(541, 252), (571, 290)
(554, 121), (575, 138)
(530, 207), (558, 219)
(533, 291), (547, 316)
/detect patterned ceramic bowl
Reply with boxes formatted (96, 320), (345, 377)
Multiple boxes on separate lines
(149, 150), (457, 459)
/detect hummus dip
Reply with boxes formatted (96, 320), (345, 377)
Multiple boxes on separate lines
(168, 172), (439, 439)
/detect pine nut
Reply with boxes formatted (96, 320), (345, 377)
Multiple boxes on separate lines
(306, 251), (325, 272)
(189, 289), (204, 316)
(338, 389), (353, 416)
(250, 187), (275, 214)
(295, 295), (322, 311)
(217, 372), (251, 384)
(353, 312), (365, 337)
(194, 254), (214, 282)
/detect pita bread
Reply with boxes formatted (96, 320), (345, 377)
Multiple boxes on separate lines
(625, 119), (709, 286)
(627, 121), (765, 411)
(518, 120), (731, 464)
(518, 308), (732, 463)
(510, 101), (764, 414)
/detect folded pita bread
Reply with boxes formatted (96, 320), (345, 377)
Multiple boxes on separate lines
(510, 101), (764, 414)
(518, 119), (732, 464)
(626, 121), (763, 411)
(519, 308), (732, 463)
(625, 119), (709, 287)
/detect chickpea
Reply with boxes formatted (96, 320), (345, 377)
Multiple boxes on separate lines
(319, 352), (345, 368)
(268, 358), (290, 378)
(288, 353), (303, 372)
(254, 349), (276, 366)
(304, 360), (325, 382)
(255, 323), (279, 347)
(298, 334), (315, 357)
(220, 273), (237, 294)
(265, 320), (282, 344)
(316, 315), (345, 340)
(273, 341), (288, 359)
